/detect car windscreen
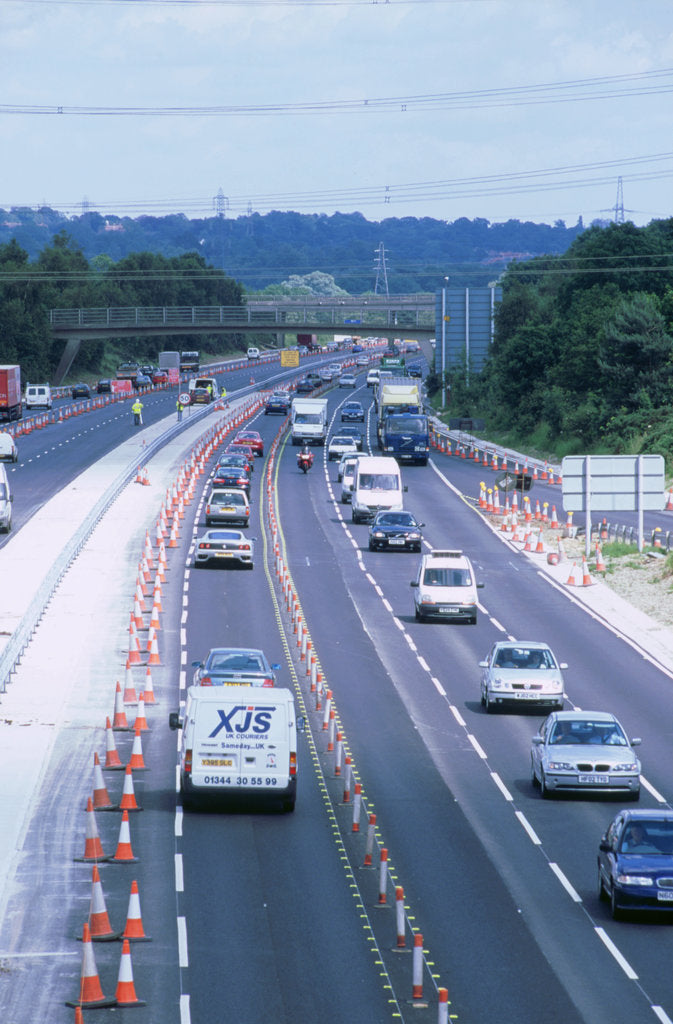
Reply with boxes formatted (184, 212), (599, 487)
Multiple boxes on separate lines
(495, 647), (555, 669)
(423, 568), (471, 587)
(358, 473), (400, 491)
(377, 514), (413, 526)
(550, 720), (628, 745)
(295, 413), (322, 424)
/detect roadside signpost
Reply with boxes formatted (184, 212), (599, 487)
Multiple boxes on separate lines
(561, 454), (665, 554)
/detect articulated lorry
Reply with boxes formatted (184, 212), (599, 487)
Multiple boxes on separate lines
(0, 365), (22, 422)
(376, 378), (429, 464)
(291, 397), (328, 446)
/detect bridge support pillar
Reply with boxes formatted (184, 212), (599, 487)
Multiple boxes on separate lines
(54, 336), (82, 385)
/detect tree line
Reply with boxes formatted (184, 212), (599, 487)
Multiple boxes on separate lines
(0, 232), (244, 381)
(436, 219), (673, 461)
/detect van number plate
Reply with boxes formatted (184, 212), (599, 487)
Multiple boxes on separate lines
(202, 758), (233, 767)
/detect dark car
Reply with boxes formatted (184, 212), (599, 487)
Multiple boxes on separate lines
(71, 383), (91, 399)
(598, 809), (673, 919)
(135, 372), (152, 388)
(192, 647), (280, 687)
(295, 378), (314, 395)
(191, 387), (211, 405)
(368, 510), (424, 552)
(152, 369), (169, 385)
(305, 372), (322, 388)
(407, 364), (423, 378)
(265, 391), (291, 414)
(341, 401), (365, 422)
(212, 466), (251, 495)
(96, 379), (112, 394)
(339, 425), (363, 449)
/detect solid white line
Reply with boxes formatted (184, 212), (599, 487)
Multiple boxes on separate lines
(175, 853), (184, 892)
(641, 775), (667, 803)
(594, 927), (638, 979)
(515, 810), (541, 845)
(177, 916), (189, 967)
(549, 862), (582, 902)
(652, 1007), (673, 1024)
(180, 994), (191, 1024)
(490, 772), (513, 801)
(467, 734), (487, 759)
(449, 704), (465, 725)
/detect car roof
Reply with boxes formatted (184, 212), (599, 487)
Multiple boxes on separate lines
(203, 529), (246, 539)
(496, 640), (551, 651)
(618, 809), (673, 823)
(550, 710), (618, 723)
(206, 646), (266, 658)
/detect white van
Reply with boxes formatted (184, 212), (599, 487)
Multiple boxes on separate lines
(169, 686), (300, 811)
(366, 368), (380, 388)
(25, 384), (52, 410)
(351, 455), (406, 524)
(410, 549), (484, 624)
(0, 464), (13, 533)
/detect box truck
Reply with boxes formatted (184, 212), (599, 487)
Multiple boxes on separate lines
(0, 365), (22, 422)
(291, 397), (328, 446)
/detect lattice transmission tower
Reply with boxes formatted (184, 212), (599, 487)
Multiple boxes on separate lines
(373, 242), (389, 296)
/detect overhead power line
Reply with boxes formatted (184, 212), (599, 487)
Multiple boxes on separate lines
(2, 67), (673, 118)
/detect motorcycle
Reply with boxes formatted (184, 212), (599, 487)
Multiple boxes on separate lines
(297, 451), (313, 474)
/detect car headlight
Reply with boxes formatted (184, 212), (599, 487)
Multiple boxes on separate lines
(372, 531), (385, 538)
(616, 874), (654, 887)
(491, 676), (507, 689)
(546, 761), (576, 771)
(616, 762), (639, 772)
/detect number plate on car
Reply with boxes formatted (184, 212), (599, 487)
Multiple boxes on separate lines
(657, 890), (673, 902)
(439, 607), (459, 614)
(578, 774), (610, 784)
(215, 551), (233, 557)
(388, 538), (406, 545)
(515, 692), (540, 700)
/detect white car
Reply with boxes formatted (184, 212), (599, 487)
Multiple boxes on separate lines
(339, 454), (364, 503)
(338, 373), (357, 388)
(479, 641), (566, 713)
(328, 435), (359, 461)
(0, 433), (18, 463)
(356, 355), (369, 366)
(410, 549), (483, 624)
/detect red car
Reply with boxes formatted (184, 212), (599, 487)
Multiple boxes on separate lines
(152, 369), (169, 385)
(234, 431), (264, 457)
(224, 444), (254, 473)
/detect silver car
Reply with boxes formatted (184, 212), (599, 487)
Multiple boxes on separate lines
(194, 529), (254, 569)
(479, 641), (566, 713)
(530, 711), (641, 799)
(192, 647), (280, 687)
(205, 488), (250, 527)
(328, 435), (359, 461)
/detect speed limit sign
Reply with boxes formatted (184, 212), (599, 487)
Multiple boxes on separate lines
(178, 392), (191, 405)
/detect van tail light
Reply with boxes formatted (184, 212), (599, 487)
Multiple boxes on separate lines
(200, 676), (213, 686)
(184, 749), (193, 775)
(289, 752), (297, 776)
(262, 678), (274, 688)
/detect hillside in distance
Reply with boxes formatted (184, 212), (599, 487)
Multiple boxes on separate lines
(0, 206), (588, 293)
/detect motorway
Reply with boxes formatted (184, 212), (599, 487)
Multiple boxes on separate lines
(1, 361), (673, 1023)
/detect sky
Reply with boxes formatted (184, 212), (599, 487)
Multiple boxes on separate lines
(2, 0), (673, 229)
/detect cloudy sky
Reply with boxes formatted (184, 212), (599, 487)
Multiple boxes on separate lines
(3, 0), (673, 227)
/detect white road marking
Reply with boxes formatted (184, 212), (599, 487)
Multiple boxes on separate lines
(641, 776), (667, 803)
(175, 853), (184, 892)
(594, 927), (638, 980)
(515, 811), (541, 845)
(491, 772), (513, 801)
(467, 734), (487, 759)
(549, 862), (582, 902)
(449, 704), (465, 726)
(177, 916), (189, 967)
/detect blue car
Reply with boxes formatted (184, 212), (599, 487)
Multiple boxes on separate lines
(598, 809), (673, 919)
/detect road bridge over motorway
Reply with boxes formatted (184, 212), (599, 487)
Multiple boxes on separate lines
(48, 297), (436, 382)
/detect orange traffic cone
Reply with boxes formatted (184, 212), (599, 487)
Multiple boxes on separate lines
(86, 865), (121, 941)
(595, 544), (607, 573)
(112, 681), (130, 732)
(133, 694), (149, 732)
(565, 562), (581, 586)
(581, 556), (594, 586)
(666, 488), (673, 511)
(92, 753), (117, 811)
(111, 810), (138, 864)
(128, 726), (148, 772)
(147, 632), (161, 666)
(142, 666), (157, 705)
(103, 717), (125, 770)
(114, 940), (146, 1006)
(535, 529), (545, 554)
(119, 765), (143, 811)
(65, 923), (117, 1008)
(123, 663), (138, 706)
(74, 798), (110, 862)
(122, 880), (152, 942)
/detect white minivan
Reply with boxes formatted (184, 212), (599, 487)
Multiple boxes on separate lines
(25, 384), (52, 410)
(351, 455), (406, 524)
(169, 686), (300, 811)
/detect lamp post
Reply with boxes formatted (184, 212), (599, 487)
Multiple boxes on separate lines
(441, 277), (449, 408)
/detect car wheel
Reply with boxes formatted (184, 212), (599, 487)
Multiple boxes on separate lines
(484, 690), (495, 714)
(205, 518), (211, 526)
(530, 758), (539, 787)
(480, 687), (486, 707)
(415, 607), (425, 622)
(470, 615), (478, 625)
(283, 798), (296, 813)
(246, 562), (254, 570)
(540, 770), (552, 799)
(610, 885), (622, 920)
(351, 512), (359, 524)
(597, 865), (608, 902)
(368, 541), (375, 551)
(629, 787), (641, 802)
